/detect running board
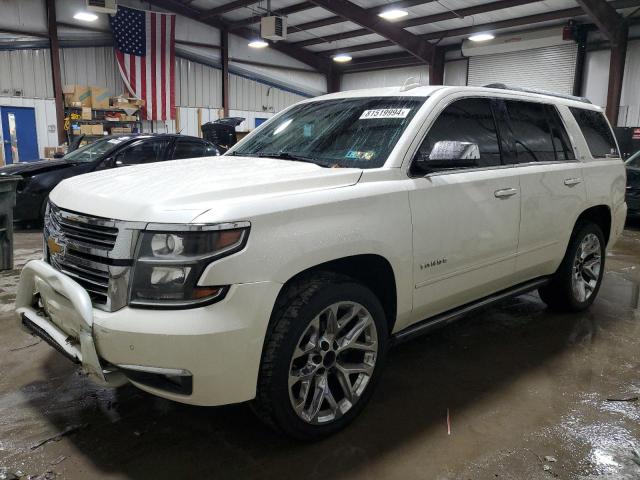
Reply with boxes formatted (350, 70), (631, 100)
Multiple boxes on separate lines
(391, 277), (551, 346)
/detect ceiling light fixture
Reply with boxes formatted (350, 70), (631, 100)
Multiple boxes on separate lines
(378, 8), (409, 20)
(332, 53), (352, 63)
(248, 39), (269, 48)
(73, 11), (98, 22)
(468, 32), (495, 42)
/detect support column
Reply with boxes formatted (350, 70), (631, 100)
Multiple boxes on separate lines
(327, 68), (340, 93)
(221, 27), (230, 118)
(429, 47), (445, 86)
(46, 0), (65, 145)
(605, 25), (627, 126)
(572, 27), (588, 97)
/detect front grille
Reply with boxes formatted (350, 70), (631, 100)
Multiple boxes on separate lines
(44, 202), (141, 311)
(49, 204), (119, 251)
(50, 253), (110, 305)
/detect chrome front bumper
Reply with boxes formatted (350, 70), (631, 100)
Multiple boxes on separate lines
(15, 259), (125, 386)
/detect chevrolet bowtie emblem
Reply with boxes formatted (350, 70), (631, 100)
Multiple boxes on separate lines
(47, 237), (65, 256)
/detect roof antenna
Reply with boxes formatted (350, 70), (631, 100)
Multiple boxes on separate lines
(400, 76), (421, 91)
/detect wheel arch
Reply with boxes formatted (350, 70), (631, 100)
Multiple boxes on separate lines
(271, 254), (398, 336)
(575, 204), (612, 245)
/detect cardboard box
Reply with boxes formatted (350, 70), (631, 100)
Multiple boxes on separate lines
(111, 126), (132, 134)
(80, 124), (94, 135)
(81, 107), (92, 120)
(91, 86), (111, 109)
(63, 84), (91, 108)
(91, 124), (104, 135)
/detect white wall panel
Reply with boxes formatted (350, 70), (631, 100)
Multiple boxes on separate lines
(468, 43), (578, 94)
(229, 73), (306, 115)
(0, 97), (58, 156)
(620, 40), (640, 127)
(341, 65), (429, 91)
(444, 60), (468, 86)
(582, 49), (610, 108)
(230, 62), (326, 97)
(60, 47), (124, 97)
(0, 49), (53, 98)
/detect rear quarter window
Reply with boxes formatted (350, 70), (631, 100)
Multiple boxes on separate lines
(569, 108), (619, 158)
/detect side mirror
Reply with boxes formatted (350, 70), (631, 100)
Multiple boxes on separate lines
(53, 152), (65, 159)
(415, 141), (480, 172)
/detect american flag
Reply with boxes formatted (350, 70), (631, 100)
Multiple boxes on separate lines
(110, 6), (175, 120)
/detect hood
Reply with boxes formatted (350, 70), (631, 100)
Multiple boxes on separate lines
(50, 156), (363, 222)
(0, 159), (76, 177)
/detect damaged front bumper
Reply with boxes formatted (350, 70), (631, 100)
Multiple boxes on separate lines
(15, 259), (126, 387)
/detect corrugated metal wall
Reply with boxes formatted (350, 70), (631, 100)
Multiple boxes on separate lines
(0, 49), (53, 98)
(229, 73), (306, 113)
(175, 57), (222, 108)
(341, 65), (430, 91)
(468, 44), (578, 94)
(60, 47), (124, 97)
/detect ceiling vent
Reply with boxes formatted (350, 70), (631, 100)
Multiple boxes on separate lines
(261, 16), (287, 41)
(86, 0), (117, 14)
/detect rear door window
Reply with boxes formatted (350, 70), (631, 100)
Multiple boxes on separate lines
(545, 105), (575, 161)
(412, 97), (501, 174)
(569, 108), (619, 158)
(502, 100), (556, 163)
(172, 140), (207, 159)
(117, 138), (170, 165)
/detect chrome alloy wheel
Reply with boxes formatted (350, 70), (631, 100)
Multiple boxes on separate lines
(571, 233), (602, 303)
(288, 301), (379, 425)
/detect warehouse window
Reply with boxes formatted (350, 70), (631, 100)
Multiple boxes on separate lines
(412, 98), (501, 173)
(569, 108), (619, 158)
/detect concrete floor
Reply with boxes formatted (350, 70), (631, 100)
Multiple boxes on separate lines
(0, 226), (639, 480)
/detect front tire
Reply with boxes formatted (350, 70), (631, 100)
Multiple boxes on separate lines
(539, 222), (605, 312)
(253, 272), (388, 440)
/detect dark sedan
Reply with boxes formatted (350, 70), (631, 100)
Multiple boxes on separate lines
(0, 134), (220, 226)
(626, 151), (640, 218)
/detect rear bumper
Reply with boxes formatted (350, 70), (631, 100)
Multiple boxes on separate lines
(15, 259), (283, 406)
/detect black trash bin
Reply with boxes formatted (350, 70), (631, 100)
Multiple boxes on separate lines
(0, 175), (20, 271)
(201, 117), (245, 153)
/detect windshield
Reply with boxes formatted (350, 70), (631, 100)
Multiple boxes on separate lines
(63, 137), (132, 162)
(230, 97), (426, 168)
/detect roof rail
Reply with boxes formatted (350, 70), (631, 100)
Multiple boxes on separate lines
(483, 83), (592, 104)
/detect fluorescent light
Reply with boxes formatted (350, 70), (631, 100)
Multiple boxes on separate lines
(468, 32), (495, 42)
(333, 53), (352, 63)
(73, 11), (98, 22)
(248, 39), (268, 48)
(378, 8), (409, 20)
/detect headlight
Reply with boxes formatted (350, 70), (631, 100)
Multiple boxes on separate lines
(129, 223), (249, 308)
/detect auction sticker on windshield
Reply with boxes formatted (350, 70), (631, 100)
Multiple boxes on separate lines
(359, 108), (411, 120)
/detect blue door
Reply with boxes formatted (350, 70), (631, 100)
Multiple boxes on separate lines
(1, 106), (39, 164)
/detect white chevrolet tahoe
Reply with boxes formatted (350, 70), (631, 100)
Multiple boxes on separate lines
(15, 85), (627, 440)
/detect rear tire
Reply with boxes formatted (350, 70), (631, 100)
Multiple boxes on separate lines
(538, 222), (605, 312)
(252, 272), (388, 441)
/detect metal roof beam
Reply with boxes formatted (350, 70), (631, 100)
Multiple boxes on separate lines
(228, 2), (316, 29)
(293, 0), (541, 48)
(317, 0), (640, 57)
(307, 0), (434, 63)
(201, 0), (261, 19)
(575, 0), (626, 42)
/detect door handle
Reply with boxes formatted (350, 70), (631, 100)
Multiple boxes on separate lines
(564, 177), (582, 186)
(494, 188), (518, 199)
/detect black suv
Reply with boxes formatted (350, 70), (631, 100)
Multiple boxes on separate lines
(0, 134), (220, 226)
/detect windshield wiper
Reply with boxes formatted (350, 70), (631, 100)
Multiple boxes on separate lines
(255, 151), (329, 167)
